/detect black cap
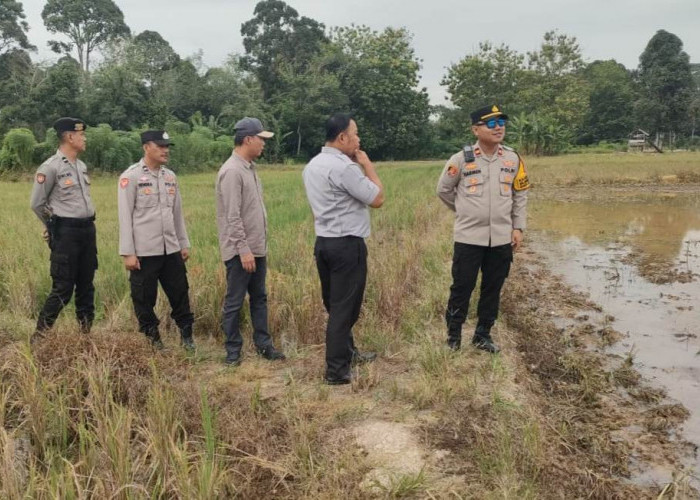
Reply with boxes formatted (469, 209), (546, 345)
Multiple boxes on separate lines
(470, 105), (508, 124)
(140, 130), (173, 146)
(54, 117), (86, 134)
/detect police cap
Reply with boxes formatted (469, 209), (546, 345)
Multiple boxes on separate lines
(53, 117), (86, 134)
(471, 105), (508, 124)
(141, 130), (173, 146)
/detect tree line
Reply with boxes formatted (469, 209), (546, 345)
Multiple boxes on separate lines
(0, 0), (698, 172)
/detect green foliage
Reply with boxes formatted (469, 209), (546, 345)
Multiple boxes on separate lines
(41, 0), (130, 72)
(1, 127), (35, 169)
(635, 30), (694, 140)
(332, 25), (431, 160)
(580, 60), (635, 144)
(240, 0), (327, 99)
(0, 0), (35, 54)
(509, 113), (570, 156)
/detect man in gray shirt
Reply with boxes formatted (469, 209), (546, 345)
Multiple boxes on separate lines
(216, 117), (285, 365)
(303, 113), (384, 385)
(118, 130), (195, 351)
(30, 117), (97, 342)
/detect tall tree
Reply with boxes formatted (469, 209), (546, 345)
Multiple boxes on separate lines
(442, 42), (525, 135)
(0, 0), (35, 54)
(580, 60), (634, 143)
(241, 0), (327, 99)
(635, 30), (694, 140)
(128, 30), (180, 88)
(41, 0), (130, 72)
(332, 26), (431, 159)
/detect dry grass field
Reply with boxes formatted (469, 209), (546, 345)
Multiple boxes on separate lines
(0, 153), (698, 498)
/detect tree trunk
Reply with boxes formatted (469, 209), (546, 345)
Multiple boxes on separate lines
(296, 122), (302, 157)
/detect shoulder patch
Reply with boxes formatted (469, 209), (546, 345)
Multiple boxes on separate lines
(120, 178), (130, 189)
(447, 165), (458, 177)
(513, 158), (530, 191)
(36, 173), (46, 184)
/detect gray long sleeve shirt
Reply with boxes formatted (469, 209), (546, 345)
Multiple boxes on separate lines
(436, 143), (529, 247)
(118, 160), (190, 257)
(30, 149), (95, 225)
(302, 147), (380, 238)
(216, 152), (268, 261)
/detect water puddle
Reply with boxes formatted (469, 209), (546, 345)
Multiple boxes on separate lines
(530, 193), (700, 480)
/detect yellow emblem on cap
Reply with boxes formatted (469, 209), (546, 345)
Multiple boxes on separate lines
(492, 105), (499, 113)
(75, 123), (84, 131)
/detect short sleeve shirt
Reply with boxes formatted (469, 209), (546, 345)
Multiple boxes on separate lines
(302, 147), (380, 238)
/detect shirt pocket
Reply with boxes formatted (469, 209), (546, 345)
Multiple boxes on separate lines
(499, 171), (514, 196)
(463, 174), (484, 197)
(136, 191), (159, 209)
(57, 177), (79, 201)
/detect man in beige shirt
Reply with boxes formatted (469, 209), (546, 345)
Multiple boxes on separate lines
(118, 130), (194, 350)
(30, 117), (97, 342)
(436, 105), (529, 353)
(216, 117), (285, 365)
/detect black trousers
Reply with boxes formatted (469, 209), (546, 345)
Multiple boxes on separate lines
(314, 236), (367, 380)
(129, 252), (193, 335)
(36, 219), (97, 332)
(445, 242), (513, 332)
(222, 256), (272, 356)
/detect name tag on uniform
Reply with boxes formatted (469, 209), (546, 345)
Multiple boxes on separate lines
(463, 169), (482, 176)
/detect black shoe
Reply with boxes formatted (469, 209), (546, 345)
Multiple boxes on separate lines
(471, 335), (500, 354)
(447, 337), (461, 351)
(179, 325), (196, 351)
(78, 320), (92, 335)
(181, 337), (196, 352)
(30, 331), (46, 345)
(324, 375), (351, 385)
(225, 353), (241, 366)
(257, 345), (286, 361)
(351, 350), (377, 365)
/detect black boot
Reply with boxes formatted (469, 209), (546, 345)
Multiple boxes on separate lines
(257, 344), (286, 361)
(471, 324), (500, 354)
(78, 319), (92, 335)
(351, 350), (377, 365)
(179, 324), (196, 352)
(447, 325), (462, 351)
(145, 326), (164, 350)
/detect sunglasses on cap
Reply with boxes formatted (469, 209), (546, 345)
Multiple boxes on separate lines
(477, 118), (507, 129)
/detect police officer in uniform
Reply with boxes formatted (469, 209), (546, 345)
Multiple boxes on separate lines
(118, 130), (195, 350)
(436, 105), (530, 353)
(303, 113), (384, 385)
(30, 117), (97, 342)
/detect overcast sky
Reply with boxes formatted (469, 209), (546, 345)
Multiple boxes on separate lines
(19, 0), (700, 104)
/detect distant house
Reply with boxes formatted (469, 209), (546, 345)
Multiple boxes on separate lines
(628, 129), (663, 153)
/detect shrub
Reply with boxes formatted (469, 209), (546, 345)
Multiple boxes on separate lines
(2, 128), (37, 169)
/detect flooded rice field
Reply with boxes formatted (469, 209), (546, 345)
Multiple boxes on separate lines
(530, 191), (700, 481)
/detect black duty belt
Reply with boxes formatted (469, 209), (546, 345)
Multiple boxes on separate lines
(54, 215), (96, 227)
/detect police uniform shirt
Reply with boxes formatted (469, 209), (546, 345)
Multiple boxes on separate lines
(216, 152), (268, 262)
(302, 147), (380, 238)
(30, 149), (95, 224)
(436, 143), (528, 247)
(118, 160), (190, 257)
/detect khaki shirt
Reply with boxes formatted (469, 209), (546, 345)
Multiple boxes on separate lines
(118, 160), (190, 257)
(30, 149), (95, 225)
(216, 152), (268, 261)
(437, 143), (528, 247)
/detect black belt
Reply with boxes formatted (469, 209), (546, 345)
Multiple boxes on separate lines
(54, 215), (95, 227)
